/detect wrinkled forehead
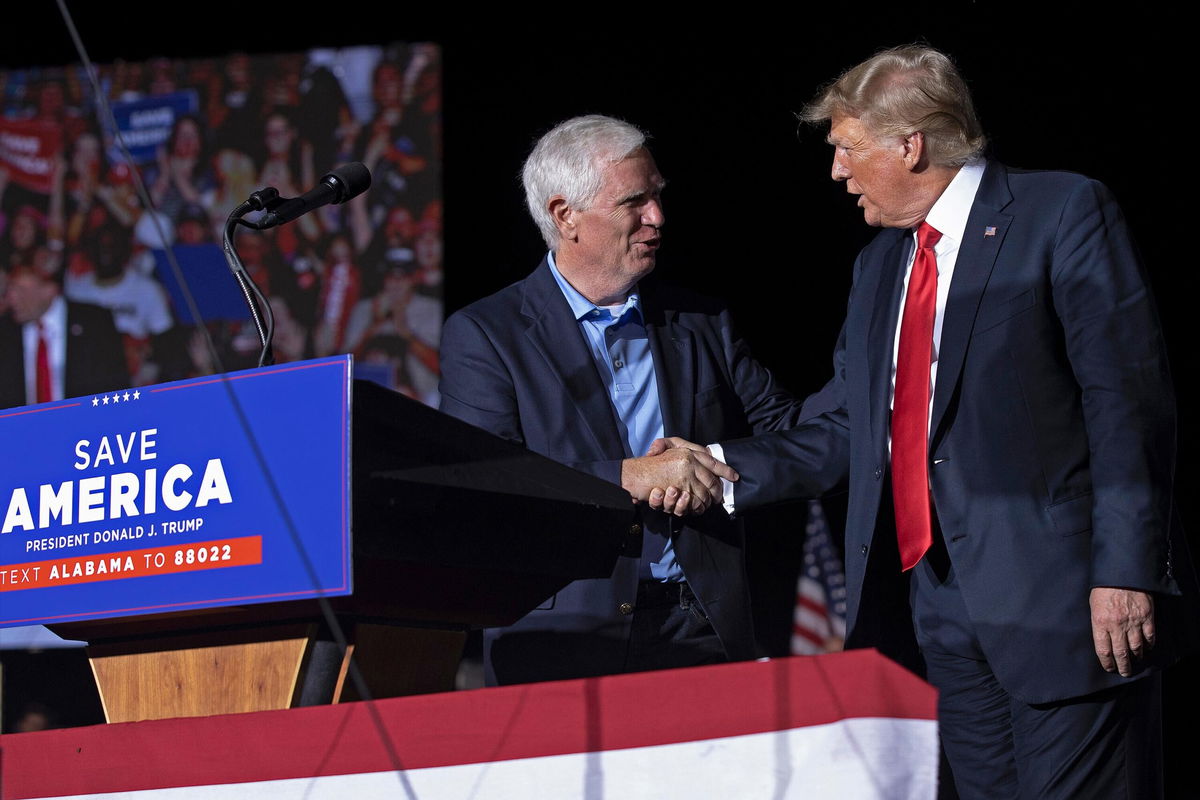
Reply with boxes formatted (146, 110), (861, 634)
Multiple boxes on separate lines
(827, 114), (877, 146)
(600, 147), (665, 186)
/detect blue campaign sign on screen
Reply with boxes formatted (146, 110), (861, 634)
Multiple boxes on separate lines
(106, 90), (200, 165)
(0, 357), (352, 627)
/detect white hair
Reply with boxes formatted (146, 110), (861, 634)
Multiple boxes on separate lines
(521, 115), (647, 249)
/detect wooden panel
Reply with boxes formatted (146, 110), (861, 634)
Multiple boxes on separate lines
(89, 624), (315, 723)
(334, 624), (465, 701)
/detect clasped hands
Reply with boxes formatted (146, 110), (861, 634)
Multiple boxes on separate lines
(621, 437), (733, 517)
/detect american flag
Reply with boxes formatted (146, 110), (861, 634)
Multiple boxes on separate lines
(791, 499), (847, 655)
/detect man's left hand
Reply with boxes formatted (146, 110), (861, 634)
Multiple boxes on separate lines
(1089, 587), (1155, 677)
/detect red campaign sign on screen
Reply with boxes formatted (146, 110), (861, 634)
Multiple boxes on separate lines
(0, 119), (62, 194)
(0, 535), (262, 592)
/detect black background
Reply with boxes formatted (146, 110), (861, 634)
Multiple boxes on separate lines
(5, 2), (1195, 791)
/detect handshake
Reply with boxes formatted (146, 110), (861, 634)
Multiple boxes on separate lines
(620, 437), (738, 517)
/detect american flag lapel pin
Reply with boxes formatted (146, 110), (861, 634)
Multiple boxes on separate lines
(984, 226), (997, 237)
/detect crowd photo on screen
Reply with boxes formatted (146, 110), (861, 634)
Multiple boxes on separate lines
(0, 43), (442, 406)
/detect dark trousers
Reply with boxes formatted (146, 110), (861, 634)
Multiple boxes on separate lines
(911, 556), (1164, 799)
(623, 580), (727, 674)
(486, 581), (727, 685)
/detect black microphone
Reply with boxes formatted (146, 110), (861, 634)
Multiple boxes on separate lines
(259, 162), (372, 228)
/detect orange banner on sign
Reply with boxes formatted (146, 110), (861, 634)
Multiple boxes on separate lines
(0, 536), (262, 592)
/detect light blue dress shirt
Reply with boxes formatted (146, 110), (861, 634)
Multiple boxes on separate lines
(547, 253), (682, 581)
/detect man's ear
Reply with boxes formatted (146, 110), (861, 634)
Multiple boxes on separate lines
(901, 130), (925, 171)
(549, 196), (575, 241)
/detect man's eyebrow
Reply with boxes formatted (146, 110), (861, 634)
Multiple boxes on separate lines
(619, 181), (667, 203)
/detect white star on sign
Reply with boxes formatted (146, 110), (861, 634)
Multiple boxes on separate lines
(133, 390), (141, 400)
(92, 397), (99, 407)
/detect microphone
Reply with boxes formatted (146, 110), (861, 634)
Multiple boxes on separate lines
(259, 162), (372, 228)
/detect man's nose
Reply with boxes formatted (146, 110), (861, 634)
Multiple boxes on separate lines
(832, 154), (850, 182)
(643, 199), (665, 228)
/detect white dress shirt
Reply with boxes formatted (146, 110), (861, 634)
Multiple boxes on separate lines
(715, 160), (987, 514)
(22, 295), (68, 405)
(890, 160), (986, 436)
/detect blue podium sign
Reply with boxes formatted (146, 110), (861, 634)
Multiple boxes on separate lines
(0, 357), (353, 627)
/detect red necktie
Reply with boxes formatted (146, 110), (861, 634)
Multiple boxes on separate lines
(892, 221), (941, 571)
(36, 321), (53, 404)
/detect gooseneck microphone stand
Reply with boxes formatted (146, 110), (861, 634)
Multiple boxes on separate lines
(222, 187), (282, 368)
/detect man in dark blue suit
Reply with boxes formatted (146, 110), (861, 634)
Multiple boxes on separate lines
(656, 46), (1185, 797)
(439, 115), (807, 685)
(1, 263), (129, 410)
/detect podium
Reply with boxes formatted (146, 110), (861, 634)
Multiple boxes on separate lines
(0, 360), (634, 722)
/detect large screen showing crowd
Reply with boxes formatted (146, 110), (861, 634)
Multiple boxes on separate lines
(0, 44), (442, 405)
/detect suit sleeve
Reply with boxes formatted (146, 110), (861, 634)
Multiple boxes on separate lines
(439, 310), (525, 445)
(1051, 179), (1177, 594)
(439, 309), (625, 486)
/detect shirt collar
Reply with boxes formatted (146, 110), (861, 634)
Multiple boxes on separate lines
(547, 251), (641, 322)
(923, 159), (986, 246)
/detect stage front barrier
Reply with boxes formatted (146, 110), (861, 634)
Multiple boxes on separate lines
(1, 358), (634, 722)
(0, 650), (939, 800)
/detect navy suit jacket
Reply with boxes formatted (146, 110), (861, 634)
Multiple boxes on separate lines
(440, 258), (806, 684)
(722, 162), (1186, 704)
(0, 301), (129, 410)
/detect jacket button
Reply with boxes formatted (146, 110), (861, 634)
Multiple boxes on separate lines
(874, 466), (883, 480)
(618, 602), (634, 615)
(861, 545), (868, 556)
(629, 523), (642, 536)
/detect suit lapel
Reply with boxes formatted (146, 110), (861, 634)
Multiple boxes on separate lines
(929, 163), (1014, 444)
(642, 289), (695, 439)
(867, 233), (910, 460)
(521, 260), (628, 458)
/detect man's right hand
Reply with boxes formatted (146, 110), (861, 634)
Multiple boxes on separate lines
(621, 446), (738, 517)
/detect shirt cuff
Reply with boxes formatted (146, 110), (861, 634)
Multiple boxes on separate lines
(707, 443), (736, 517)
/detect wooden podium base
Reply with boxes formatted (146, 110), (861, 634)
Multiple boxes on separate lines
(85, 620), (466, 723)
